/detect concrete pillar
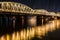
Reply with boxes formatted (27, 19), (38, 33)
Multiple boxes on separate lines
(37, 15), (47, 26)
(27, 15), (37, 27)
(42, 16), (43, 25)
(27, 15), (37, 40)
(13, 16), (16, 29)
(22, 16), (24, 26)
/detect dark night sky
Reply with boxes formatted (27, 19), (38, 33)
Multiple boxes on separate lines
(0, 0), (60, 12)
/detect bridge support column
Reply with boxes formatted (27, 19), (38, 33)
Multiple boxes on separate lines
(27, 15), (37, 27)
(12, 15), (23, 31)
(13, 16), (16, 29)
(25, 15), (37, 40)
(37, 15), (48, 26)
(42, 16), (44, 25)
(22, 16), (24, 27)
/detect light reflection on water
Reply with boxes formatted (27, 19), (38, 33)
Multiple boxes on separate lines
(0, 19), (60, 40)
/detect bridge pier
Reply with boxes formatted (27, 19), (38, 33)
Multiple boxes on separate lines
(26, 15), (37, 27)
(12, 15), (37, 30)
(12, 15), (27, 31)
(37, 15), (50, 26)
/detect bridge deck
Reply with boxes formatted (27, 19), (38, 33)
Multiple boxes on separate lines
(0, 2), (60, 17)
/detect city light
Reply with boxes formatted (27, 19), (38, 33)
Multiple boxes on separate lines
(0, 19), (60, 40)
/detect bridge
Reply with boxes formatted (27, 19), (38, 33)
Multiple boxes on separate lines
(0, 2), (60, 16)
(0, 2), (60, 40)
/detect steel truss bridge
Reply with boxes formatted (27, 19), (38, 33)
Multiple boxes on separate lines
(0, 2), (60, 16)
(0, 2), (60, 40)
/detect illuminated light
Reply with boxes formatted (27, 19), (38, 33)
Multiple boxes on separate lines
(0, 20), (60, 40)
(41, 25), (46, 36)
(0, 2), (33, 14)
(59, 20), (60, 27)
(0, 37), (1, 40)
(23, 29), (27, 40)
(0, 2), (60, 17)
(28, 28), (35, 39)
(12, 32), (16, 40)
(45, 24), (50, 33)
(49, 21), (55, 32)
(52, 16), (54, 18)
(0, 35), (5, 40)
(28, 16), (37, 26)
(56, 20), (60, 29)
(54, 19), (57, 30)
(49, 12), (56, 16)
(28, 28), (33, 40)
(16, 32), (20, 40)
(36, 26), (42, 38)
(20, 30), (24, 40)
(31, 27), (35, 38)
(0, 2), (60, 40)
(42, 16), (44, 25)
(34, 9), (48, 14)
(6, 34), (10, 40)
(27, 28), (30, 40)
(26, 28), (29, 39)
(45, 18), (48, 21)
